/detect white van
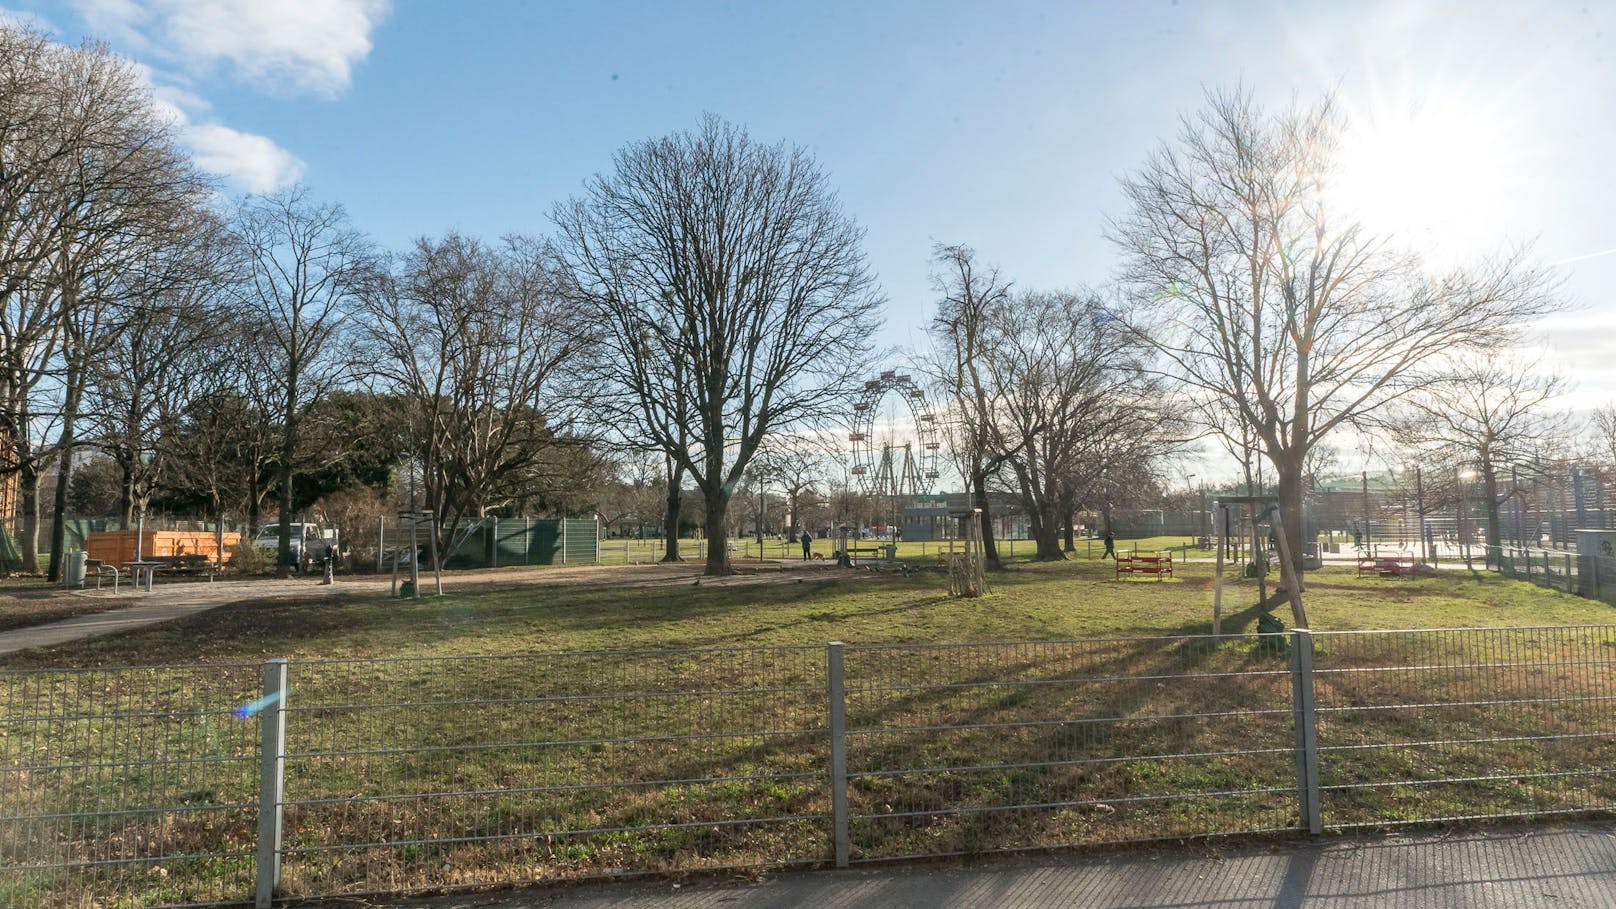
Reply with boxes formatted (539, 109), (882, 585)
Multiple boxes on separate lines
(253, 522), (338, 567)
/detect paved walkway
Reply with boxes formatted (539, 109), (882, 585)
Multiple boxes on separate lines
(0, 561), (836, 657)
(0, 578), (364, 655)
(377, 823), (1616, 909)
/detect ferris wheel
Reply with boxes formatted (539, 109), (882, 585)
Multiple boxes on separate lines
(847, 370), (942, 496)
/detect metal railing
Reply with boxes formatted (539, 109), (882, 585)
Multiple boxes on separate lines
(5, 627), (1616, 907)
(1489, 545), (1582, 594)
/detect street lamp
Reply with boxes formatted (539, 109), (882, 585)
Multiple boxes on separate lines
(1184, 474), (1198, 545)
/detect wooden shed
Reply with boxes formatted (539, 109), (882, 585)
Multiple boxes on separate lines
(84, 530), (241, 565)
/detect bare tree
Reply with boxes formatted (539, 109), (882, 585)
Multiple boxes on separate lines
(1110, 89), (1563, 623)
(751, 433), (832, 536)
(981, 288), (1177, 559)
(0, 26), (207, 572)
(358, 232), (591, 557)
(555, 116), (881, 575)
(1588, 405), (1616, 468)
(928, 243), (1016, 569)
(233, 185), (371, 576)
(1391, 356), (1572, 563)
(85, 216), (234, 528)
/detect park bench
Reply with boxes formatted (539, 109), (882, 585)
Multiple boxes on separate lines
(84, 558), (127, 592)
(1116, 551), (1174, 580)
(843, 546), (886, 567)
(150, 553), (214, 575)
(1357, 552), (1415, 578)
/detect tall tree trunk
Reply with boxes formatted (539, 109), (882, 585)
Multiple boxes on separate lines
(1061, 491), (1076, 553)
(247, 477), (262, 537)
(1483, 462), (1502, 568)
(18, 460), (39, 573)
(277, 411), (298, 578)
(661, 458), (684, 562)
(213, 491), (226, 570)
(972, 470), (1004, 571)
(46, 438), (73, 582)
(1275, 458), (1308, 575)
(48, 353), (87, 582)
(118, 456), (137, 527)
(701, 483), (731, 575)
(1031, 500), (1065, 560)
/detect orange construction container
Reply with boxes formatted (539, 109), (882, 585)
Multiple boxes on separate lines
(83, 530), (242, 565)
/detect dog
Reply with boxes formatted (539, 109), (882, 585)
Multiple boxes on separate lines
(811, 551), (827, 561)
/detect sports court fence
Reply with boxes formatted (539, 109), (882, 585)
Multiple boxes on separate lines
(4, 626), (1615, 907)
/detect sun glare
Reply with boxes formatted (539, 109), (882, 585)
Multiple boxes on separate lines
(1331, 94), (1520, 263)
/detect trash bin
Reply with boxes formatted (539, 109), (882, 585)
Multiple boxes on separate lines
(63, 550), (87, 588)
(884, 544), (897, 561)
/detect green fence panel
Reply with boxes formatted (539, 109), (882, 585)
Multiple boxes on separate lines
(528, 520), (561, 564)
(562, 519), (598, 563)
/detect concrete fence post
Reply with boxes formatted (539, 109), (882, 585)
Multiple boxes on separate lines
(827, 641), (850, 867)
(255, 659), (289, 908)
(1289, 629), (1322, 835)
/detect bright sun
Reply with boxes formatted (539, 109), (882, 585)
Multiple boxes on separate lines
(1331, 93), (1522, 263)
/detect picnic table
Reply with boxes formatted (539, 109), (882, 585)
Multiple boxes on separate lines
(1115, 551), (1174, 580)
(1357, 552), (1415, 578)
(124, 561), (162, 592)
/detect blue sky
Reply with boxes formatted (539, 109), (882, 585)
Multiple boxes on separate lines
(9, 1), (1616, 431)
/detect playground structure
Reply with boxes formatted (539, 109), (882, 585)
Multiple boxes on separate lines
(848, 371), (941, 534)
(1211, 494), (1307, 635)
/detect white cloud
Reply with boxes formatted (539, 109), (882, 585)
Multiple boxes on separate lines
(183, 123), (306, 193)
(0, 5), (58, 32)
(124, 58), (305, 193)
(72, 0), (389, 97)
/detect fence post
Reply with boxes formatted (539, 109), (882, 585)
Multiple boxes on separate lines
(375, 516), (384, 574)
(1289, 629), (1322, 835)
(1566, 552), (1573, 593)
(255, 659), (289, 908)
(561, 518), (568, 565)
(826, 641), (850, 867)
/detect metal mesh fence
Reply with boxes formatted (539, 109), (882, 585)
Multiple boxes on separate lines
(1312, 626), (1616, 827)
(5, 628), (1616, 906)
(840, 637), (1301, 861)
(0, 664), (262, 908)
(277, 647), (829, 898)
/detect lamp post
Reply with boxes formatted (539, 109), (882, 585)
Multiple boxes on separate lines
(1184, 473), (1197, 545)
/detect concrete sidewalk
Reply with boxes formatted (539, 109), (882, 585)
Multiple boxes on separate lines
(377, 823), (1616, 909)
(0, 578), (362, 655)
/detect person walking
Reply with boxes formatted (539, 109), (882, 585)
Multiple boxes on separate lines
(800, 529), (813, 560)
(1102, 529), (1116, 560)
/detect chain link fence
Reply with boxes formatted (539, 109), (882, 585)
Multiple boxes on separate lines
(5, 628), (1616, 907)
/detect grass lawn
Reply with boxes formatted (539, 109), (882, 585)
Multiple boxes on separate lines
(5, 558), (1614, 906)
(6, 557), (1609, 668)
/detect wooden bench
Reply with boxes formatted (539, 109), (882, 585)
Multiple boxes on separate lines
(1116, 551), (1174, 580)
(1357, 552), (1414, 578)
